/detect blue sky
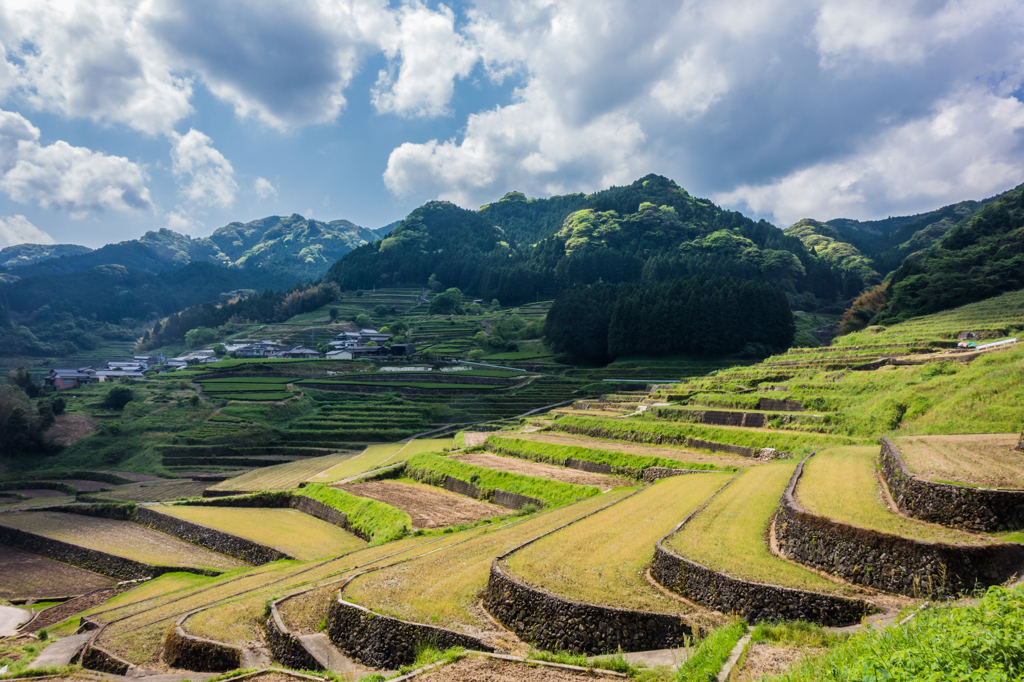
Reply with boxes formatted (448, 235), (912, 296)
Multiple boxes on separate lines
(0, 0), (1022, 249)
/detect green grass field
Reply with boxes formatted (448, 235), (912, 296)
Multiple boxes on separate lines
(208, 453), (354, 492)
(666, 464), (861, 595)
(155, 506), (366, 559)
(507, 473), (732, 613)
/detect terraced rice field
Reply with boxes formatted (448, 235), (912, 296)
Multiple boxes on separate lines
(415, 657), (595, 681)
(666, 464), (861, 595)
(0, 512), (245, 571)
(338, 480), (505, 528)
(454, 452), (634, 488)
(508, 473), (732, 614)
(342, 489), (634, 641)
(798, 447), (1000, 545)
(209, 453), (355, 492)
(85, 480), (210, 502)
(307, 438), (452, 484)
(894, 434), (1024, 489)
(0, 545), (115, 598)
(512, 431), (755, 469)
(154, 507), (366, 560)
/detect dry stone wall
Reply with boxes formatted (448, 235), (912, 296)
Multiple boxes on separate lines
(879, 437), (1024, 532)
(291, 495), (366, 540)
(136, 508), (289, 565)
(776, 453), (1024, 597)
(758, 398), (804, 412)
(263, 594), (323, 671)
(163, 622), (241, 672)
(483, 560), (693, 654)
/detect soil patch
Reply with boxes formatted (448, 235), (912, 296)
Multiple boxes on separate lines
(454, 452), (633, 488)
(45, 479), (112, 493)
(514, 431), (754, 468)
(896, 433), (1024, 489)
(4, 489), (66, 498)
(0, 511), (246, 570)
(88, 480), (210, 503)
(418, 656), (596, 681)
(338, 481), (505, 528)
(97, 470), (161, 482)
(463, 432), (495, 447)
(47, 413), (95, 447)
(0, 544), (114, 599)
(28, 585), (132, 631)
(737, 643), (823, 681)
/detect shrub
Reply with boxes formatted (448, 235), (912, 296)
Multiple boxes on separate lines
(103, 386), (134, 409)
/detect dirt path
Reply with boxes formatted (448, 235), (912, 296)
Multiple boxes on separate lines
(338, 481), (505, 528)
(453, 452), (633, 489)
(0, 604), (30, 635)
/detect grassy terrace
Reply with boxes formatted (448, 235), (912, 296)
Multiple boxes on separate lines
(895, 433), (1024, 489)
(0, 512), (245, 571)
(553, 415), (866, 456)
(507, 473), (733, 613)
(798, 447), (1003, 545)
(666, 463), (862, 595)
(208, 453), (354, 492)
(512, 431), (755, 469)
(405, 452), (602, 507)
(484, 434), (737, 477)
(301, 482), (411, 543)
(308, 438), (452, 483)
(342, 489), (634, 637)
(155, 506), (366, 559)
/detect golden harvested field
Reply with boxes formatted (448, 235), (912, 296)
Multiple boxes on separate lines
(0, 544), (115, 598)
(154, 506), (366, 560)
(512, 431), (755, 469)
(343, 489), (634, 642)
(667, 464), (861, 595)
(798, 447), (998, 545)
(308, 438), (453, 484)
(209, 453), (355, 492)
(339, 480), (506, 528)
(418, 656), (595, 681)
(0, 512), (245, 571)
(507, 473), (732, 614)
(454, 452), (635, 488)
(895, 434), (1024, 489)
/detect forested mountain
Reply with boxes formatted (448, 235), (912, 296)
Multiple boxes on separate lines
(0, 243), (93, 270)
(326, 174), (845, 309)
(784, 220), (882, 298)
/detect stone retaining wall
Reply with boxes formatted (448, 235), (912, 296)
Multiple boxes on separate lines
(776, 453), (1024, 597)
(697, 410), (767, 428)
(263, 593), (323, 671)
(552, 421), (759, 458)
(290, 496), (366, 540)
(442, 474), (482, 499)
(136, 508), (290, 565)
(493, 490), (544, 510)
(879, 437), (1024, 532)
(0, 525), (219, 580)
(80, 643), (132, 675)
(419, 473), (545, 511)
(326, 596), (492, 669)
(642, 468), (701, 484)
(758, 398), (804, 412)
(163, 621), (242, 672)
(483, 560), (693, 654)
(565, 458), (614, 475)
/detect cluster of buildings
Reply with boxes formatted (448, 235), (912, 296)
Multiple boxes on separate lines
(43, 328), (419, 390)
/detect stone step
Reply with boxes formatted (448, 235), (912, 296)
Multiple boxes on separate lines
(297, 633), (382, 680)
(28, 633), (91, 669)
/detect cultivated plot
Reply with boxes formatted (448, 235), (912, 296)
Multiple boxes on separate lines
(895, 434), (1024, 489)
(306, 438), (452, 484)
(154, 506), (366, 560)
(453, 452), (634, 488)
(209, 453), (355, 492)
(0, 512), (245, 571)
(507, 473), (732, 613)
(338, 480), (505, 528)
(86, 480), (210, 503)
(0, 544), (115, 598)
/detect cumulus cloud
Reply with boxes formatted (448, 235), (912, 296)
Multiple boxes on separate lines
(0, 215), (55, 248)
(714, 90), (1024, 225)
(372, 2), (478, 118)
(254, 177), (277, 200)
(170, 128), (237, 208)
(0, 108), (154, 213)
(164, 208), (198, 234)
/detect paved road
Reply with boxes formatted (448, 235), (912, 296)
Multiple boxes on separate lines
(0, 605), (30, 636)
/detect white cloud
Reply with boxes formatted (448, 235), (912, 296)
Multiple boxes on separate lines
(372, 2), (478, 118)
(170, 128), (237, 208)
(713, 90), (1024, 225)
(0, 215), (54, 248)
(164, 208), (197, 234)
(254, 176), (277, 200)
(0, 108), (154, 213)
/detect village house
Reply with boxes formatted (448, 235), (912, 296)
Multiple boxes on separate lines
(328, 328), (392, 350)
(237, 340), (281, 358)
(45, 368), (99, 390)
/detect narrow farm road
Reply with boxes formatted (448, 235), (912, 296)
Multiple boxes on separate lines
(0, 605), (30, 635)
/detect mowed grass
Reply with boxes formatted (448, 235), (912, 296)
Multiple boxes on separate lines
(895, 434), (1024, 489)
(209, 453), (355, 492)
(798, 447), (998, 545)
(343, 489), (634, 635)
(507, 472), (732, 613)
(155, 506), (366, 559)
(307, 438), (453, 484)
(667, 464), (859, 595)
(0, 512), (245, 571)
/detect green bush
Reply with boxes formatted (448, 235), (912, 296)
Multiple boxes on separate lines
(675, 620), (747, 681)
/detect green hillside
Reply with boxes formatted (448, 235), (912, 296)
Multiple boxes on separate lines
(0, 243), (93, 270)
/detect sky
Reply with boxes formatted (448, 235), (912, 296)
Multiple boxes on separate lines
(0, 0), (1022, 249)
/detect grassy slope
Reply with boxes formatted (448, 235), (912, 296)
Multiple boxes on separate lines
(667, 464), (860, 595)
(798, 447), (997, 545)
(300, 482), (411, 543)
(507, 473), (733, 613)
(155, 506), (366, 559)
(343, 489), (633, 633)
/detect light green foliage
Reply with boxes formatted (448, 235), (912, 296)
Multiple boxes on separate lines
(675, 620), (747, 682)
(300, 482), (411, 544)
(785, 220), (881, 288)
(404, 452), (600, 507)
(773, 586), (1024, 681)
(750, 620), (841, 648)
